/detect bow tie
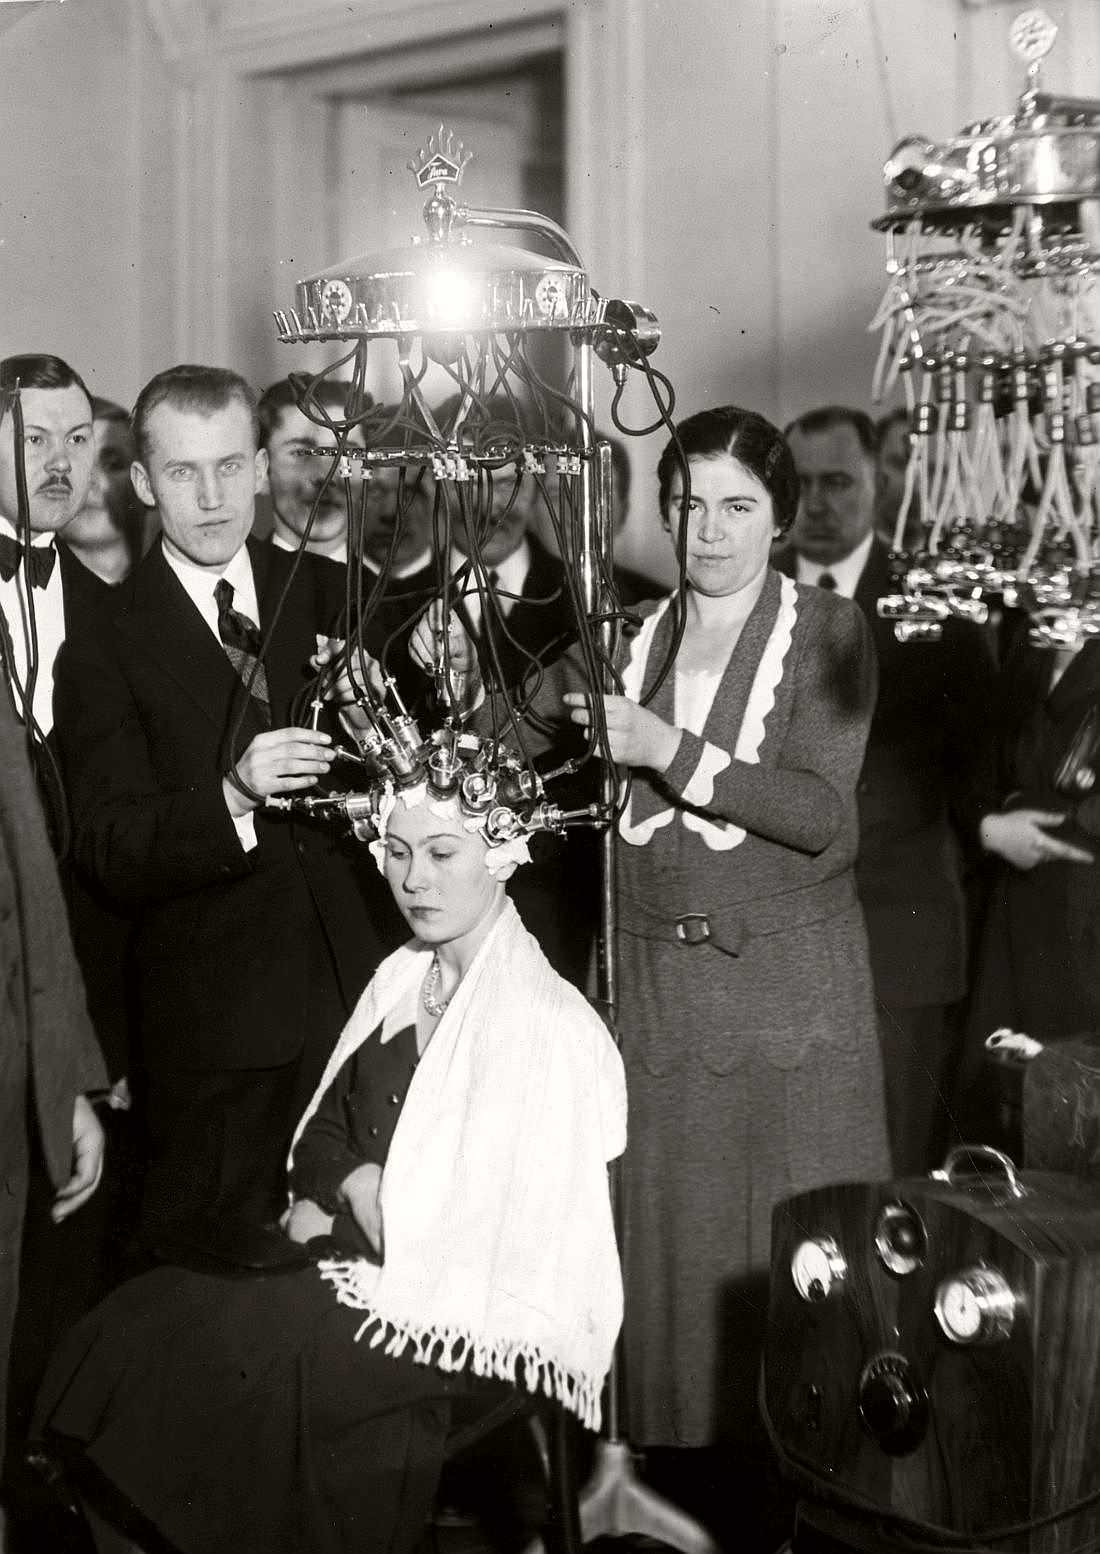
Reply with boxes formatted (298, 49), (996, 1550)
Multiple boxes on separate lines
(0, 534), (56, 589)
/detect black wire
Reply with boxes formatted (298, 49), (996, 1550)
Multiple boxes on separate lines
(622, 348), (690, 707)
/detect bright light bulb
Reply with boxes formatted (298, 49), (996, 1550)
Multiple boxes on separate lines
(425, 267), (475, 327)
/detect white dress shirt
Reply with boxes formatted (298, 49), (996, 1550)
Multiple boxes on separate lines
(450, 538), (530, 635)
(162, 539), (261, 852)
(0, 513), (66, 735)
(795, 530), (874, 598)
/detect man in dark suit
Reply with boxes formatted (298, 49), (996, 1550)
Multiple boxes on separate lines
(0, 356), (112, 839)
(56, 365), (395, 1244)
(0, 687), (106, 1479)
(781, 405), (996, 1174)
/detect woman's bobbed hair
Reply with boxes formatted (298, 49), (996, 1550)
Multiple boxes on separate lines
(656, 405), (800, 538)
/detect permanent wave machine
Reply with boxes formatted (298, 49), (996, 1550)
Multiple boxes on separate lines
(870, 8), (1100, 652)
(268, 127), (717, 1554)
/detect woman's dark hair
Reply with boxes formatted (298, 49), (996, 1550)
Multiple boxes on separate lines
(656, 405), (800, 537)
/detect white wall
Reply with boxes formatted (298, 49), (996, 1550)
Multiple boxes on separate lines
(0, 0), (173, 403)
(1, 0), (1097, 576)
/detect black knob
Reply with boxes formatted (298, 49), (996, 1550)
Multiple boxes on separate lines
(861, 1371), (913, 1432)
(858, 1355), (927, 1456)
(888, 1217), (921, 1257)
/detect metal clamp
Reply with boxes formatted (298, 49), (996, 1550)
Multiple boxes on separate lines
(931, 1144), (1026, 1198)
(674, 913), (711, 946)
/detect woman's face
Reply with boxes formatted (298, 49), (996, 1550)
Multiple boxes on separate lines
(665, 453), (779, 598)
(67, 416), (143, 547)
(383, 799), (502, 948)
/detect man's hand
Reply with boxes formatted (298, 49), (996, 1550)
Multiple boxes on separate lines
(223, 727), (334, 816)
(340, 1161), (383, 1255)
(979, 808), (1094, 871)
(562, 692), (682, 772)
(409, 604), (480, 680)
(312, 637), (386, 706)
(52, 1095), (105, 1224)
(284, 1197), (334, 1244)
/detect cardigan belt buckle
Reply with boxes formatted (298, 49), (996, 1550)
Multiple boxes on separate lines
(674, 913), (711, 946)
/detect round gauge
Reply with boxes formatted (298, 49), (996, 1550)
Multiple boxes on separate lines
(874, 1201), (927, 1277)
(535, 273), (568, 320)
(935, 1279), (983, 1342)
(320, 279), (354, 325)
(934, 1267), (1015, 1345)
(791, 1237), (846, 1303)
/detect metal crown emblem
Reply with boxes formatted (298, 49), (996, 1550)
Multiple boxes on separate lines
(407, 125), (473, 191)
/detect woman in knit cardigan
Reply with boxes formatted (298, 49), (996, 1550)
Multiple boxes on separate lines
(517, 405), (890, 1542)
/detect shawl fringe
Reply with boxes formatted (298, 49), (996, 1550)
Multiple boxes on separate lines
(318, 1259), (604, 1428)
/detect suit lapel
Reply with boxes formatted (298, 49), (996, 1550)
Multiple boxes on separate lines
(1048, 638), (1100, 720)
(58, 544), (111, 638)
(115, 546), (260, 737)
(852, 537), (891, 625)
(258, 539), (323, 717)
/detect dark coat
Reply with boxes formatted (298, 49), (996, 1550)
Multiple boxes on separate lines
(0, 684), (106, 1183)
(968, 633), (1100, 1041)
(0, 686), (106, 1464)
(777, 537), (997, 1007)
(52, 547), (136, 1080)
(55, 539), (395, 1076)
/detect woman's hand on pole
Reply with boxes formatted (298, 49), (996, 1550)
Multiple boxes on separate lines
(562, 691), (682, 771)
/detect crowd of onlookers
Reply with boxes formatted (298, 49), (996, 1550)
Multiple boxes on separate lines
(1, 349), (1097, 1553)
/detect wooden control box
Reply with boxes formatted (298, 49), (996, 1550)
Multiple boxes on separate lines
(763, 1157), (1100, 1552)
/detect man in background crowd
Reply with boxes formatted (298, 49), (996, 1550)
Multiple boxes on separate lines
(258, 377), (368, 563)
(781, 405), (996, 1173)
(0, 356), (109, 830)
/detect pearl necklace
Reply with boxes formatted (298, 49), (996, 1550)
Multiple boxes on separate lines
(422, 952), (450, 1017)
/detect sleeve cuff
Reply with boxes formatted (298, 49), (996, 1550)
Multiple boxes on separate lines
(662, 730), (731, 805)
(291, 1149), (362, 1214)
(231, 809), (258, 853)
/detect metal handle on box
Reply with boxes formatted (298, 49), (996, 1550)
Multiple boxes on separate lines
(932, 1144), (1026, 1199)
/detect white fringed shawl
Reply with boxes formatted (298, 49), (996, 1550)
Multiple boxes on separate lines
(289, 899), (627, 1428)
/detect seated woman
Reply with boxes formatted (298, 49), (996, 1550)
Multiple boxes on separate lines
(33, 779), (626, 1554)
